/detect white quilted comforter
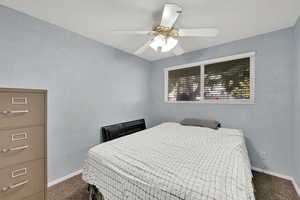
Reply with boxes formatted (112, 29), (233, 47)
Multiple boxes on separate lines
(82, 122), (255, 200)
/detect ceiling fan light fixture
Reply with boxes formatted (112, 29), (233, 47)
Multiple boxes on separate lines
(149, 35), (165, 51)
(161, 37), (178, 52)
(150, 35), (178, 53)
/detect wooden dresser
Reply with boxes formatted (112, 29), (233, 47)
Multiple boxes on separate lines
(0, 88), (47, 200)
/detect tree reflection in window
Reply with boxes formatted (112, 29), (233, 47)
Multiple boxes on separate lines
(204, 58), (250, 100)
(168, 66), (200, 102)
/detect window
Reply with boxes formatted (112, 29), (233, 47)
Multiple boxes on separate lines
(165, 52), (255, 104)
(168, 66), (201, 102)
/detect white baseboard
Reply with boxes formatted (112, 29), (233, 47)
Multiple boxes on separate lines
(48, 169), (82, 187)
(251, 167), (300, 197)
(291, 178), (300, 197)
(47, 167), (300, 197)
(251, 167), (293, 180)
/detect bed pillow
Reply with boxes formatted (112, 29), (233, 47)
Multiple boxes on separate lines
(180, 118), (221, 130)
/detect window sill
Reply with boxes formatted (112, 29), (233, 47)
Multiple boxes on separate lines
(164, 99), (255, 104)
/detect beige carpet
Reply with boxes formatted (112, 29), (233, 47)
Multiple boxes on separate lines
(47, 171), (299, 200)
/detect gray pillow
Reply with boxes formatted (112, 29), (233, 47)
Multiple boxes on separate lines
(180, 118), (221, 130)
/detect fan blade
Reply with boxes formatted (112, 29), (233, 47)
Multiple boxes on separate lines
(173, 44), (185, 56)
(113, 30), (150, 35)
(134, 40), (152, 55)
(179, 28), (219, 37)
(160, 4), (182, 28)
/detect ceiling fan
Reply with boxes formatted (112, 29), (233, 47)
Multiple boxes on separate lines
(114, 4), (219, 56)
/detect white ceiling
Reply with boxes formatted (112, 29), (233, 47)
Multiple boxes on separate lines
(1, 0), (299, 61)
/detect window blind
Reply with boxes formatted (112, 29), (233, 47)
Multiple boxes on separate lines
(204, 58), (250, 100)
(168, 66), (201, 102)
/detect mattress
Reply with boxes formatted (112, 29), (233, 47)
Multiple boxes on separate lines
(82, 122), (255, 200)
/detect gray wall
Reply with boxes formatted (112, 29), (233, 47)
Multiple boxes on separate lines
(293, 17), (300, 185)
(0, 6), (151, 183)
(150, 28), (295, 176)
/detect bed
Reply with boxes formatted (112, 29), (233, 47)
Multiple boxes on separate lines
(82, 122), (255, 200)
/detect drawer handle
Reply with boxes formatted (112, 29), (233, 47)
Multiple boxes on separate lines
(1, 180), (29, 192)
(1, 145), (29, 153)
(11, 97), (28, 105)
(12, 168), (27, 178)
(11, 132), (28, 141)
(0, 110), (29, 115)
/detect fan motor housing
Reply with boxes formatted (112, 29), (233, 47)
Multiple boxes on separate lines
(151, 26), (179, 38)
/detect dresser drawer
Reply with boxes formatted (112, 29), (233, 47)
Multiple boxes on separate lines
(23, 192), (44, 200)
(0, 159), (45, 200)
(0, 126), (45, 169)
(0, 93), (45, 129)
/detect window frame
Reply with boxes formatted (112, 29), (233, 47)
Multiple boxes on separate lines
(164, 52), (256, 104)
